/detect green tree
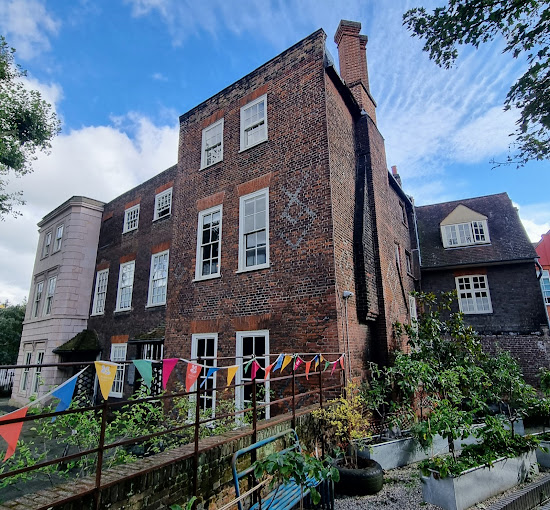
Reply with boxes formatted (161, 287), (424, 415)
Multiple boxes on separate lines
(0, 36), (60, 218)
(403, 1), (550, 166)
(0, 301), (26, 365)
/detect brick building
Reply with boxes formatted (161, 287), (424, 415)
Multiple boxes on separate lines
(535, 231), (550, 321)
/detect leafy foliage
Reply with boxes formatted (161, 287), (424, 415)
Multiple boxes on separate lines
(0, 301), (25, 364)
(403, 1), (550, 166)
(253, 450), (339, 506)
(0, 36), (60, 218)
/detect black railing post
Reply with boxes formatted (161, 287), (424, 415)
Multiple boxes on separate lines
(291, 360), (296, 431)
(251, 377), (260, 509)
(319, 369), (325, 457)
(193, 358), (202, 508)
(94, 398), (108, 510)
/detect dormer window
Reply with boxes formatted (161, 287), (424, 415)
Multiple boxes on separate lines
(440, 205), (490, 248)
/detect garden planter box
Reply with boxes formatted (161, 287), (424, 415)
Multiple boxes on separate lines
(534, 435), (550, 467)
(421, 451), (538, 510)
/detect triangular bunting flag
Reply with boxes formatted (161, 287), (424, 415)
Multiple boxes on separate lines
(323, 361), (330, 372)
(305, 361), (312, 380)
(281, 355), (293, 373)
(244, 358), (254, 374)
(314, 355), (320, 370)
(331, 361), (337, 375)
(95, 361), (118, 400)
(264, 363), (275, 379)
(251, 360), (261, 381)
(133, 360), (153, 389)
(339, 356), (345, 370)
(186, 363), (202, 393)
(294, 357), (304, 371)
(273, 354), (284, 371)
(51, 374), (79, 421)
(0, 407), (28, 461)
(227, 365), (238, 387)
(162, 358), (179, 389)
(200, 367), (220, 388)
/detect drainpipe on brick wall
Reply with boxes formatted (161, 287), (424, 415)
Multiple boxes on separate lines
(343, 291), (354, 381)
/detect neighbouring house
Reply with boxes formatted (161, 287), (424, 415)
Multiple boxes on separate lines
(11, 21), (418, 407)
(10, 197), (104, 406)
(416, 192), (549, 384)
(535, 230), (550, 323)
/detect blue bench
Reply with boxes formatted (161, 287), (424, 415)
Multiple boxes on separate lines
(231, 429), (333, 510)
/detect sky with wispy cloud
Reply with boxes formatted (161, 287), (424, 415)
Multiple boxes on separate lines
(0, 0), (548, 304)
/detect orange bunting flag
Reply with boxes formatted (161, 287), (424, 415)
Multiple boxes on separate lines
(281, 355), (292, 373)
(186, 363), (202, 392)
(0, 407), (28, 462)
(226, 365), (238, 387)
(305, 361), (312, 380)
(294, 357), (303, 371)
(340, 356), (345, 369)
(264, 363), (275, 379)
(95, 360), (118, 400)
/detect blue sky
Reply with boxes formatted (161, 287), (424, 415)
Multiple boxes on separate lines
(0, 0), (549, 304)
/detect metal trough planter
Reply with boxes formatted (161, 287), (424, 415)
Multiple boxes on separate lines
(421, 451), (538, 510)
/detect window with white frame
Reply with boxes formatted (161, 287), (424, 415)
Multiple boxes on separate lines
(42, 232), (52, 257)
(43, 276), (56, 316)
(240, 94), (267, 150)
(201, 119), (224, 168)
(239, 189), (269, 271)
(91, 269), (109, 315)
(409, 295), (418, 331)
(123, 205), (140, 233)
(116, 261), (135, 311)
(405, 251), (413, 275)
(147, 251), (169, 306)
(32, 281), (43, 318)
(110, 344), (127, 398)
(455, 275), (493, 314)
(21, 350), (32, 391)
(442, 220), (489, 248)
(191, 334), (218, 412)
(32, 350), (45, 394)
(54, 225), (64, 251)
(195, 206), (222, 280)
(541, 270), (550, 305)
(235, 331), (270, 420)
(395, 243), (401, 271)
(154, 188), (172, 221)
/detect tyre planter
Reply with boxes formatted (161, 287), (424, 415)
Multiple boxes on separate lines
(334, 458), (383, 496)
(421, 451), (538, 510)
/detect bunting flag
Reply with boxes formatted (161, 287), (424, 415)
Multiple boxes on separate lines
(294, 357), (304, 371)
(186, 363), (202, 392)
(305, 361), (312, 380)
(95, 361), (118, 400)
(273, 354), (284, 371)
(51, 373), (79, 422)
(323, 361), (330, 372)
(314, 355), (320, 371)
(264, 363), (275, 379)
(162, 358), (179, 389)
(200, 367), (220, 388)
(244, 358), (254, 374)
(0, 407), (28, 462)
(281, 355), (293, 373)
(226, 365), (238, 387)
(251, 360), (260, 381)
(133, 360), (153, 388)
(339, 356), (345, 370)
(331, 361), (337, 375)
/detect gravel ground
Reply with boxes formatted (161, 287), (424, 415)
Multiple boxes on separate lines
(334, 463), (548, 510)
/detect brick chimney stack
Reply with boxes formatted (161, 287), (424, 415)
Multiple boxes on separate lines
(391, 165), (402, 187)
(334, 20), (377, 123)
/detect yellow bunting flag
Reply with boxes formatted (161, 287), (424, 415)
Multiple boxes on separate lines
(226, 365), (238, 387)
(94, 361), (118, 400)
(281, 355), (292, 372)
(314, 356), (320, 370)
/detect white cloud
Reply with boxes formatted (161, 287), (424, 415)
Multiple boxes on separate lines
(0, 0), (60, 60)
(152, 72), (168, 81)
(0, 114), (178, 304)
(20, 75), (63, 110)
(514, 202), (550, 243)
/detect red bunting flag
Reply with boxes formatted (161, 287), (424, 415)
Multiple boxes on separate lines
(162, 358), (179, 389)
(340, 356), (345, 369)
(305, 361), (312, 380)
(264, 363), (275, 379)
(251, 360), (261, 381)
(294, 357), (303, 371)
(0, 407), (28, 462)
(331, 361), (337, 375)
(186, 363), (202, 392)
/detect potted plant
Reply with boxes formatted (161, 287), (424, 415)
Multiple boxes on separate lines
(312, 382), (384, 496)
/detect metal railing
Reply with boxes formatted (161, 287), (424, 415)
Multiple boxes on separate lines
(0, 353), (345, 509)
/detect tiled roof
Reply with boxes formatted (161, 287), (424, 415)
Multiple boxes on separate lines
(416, 192), (537, 269)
